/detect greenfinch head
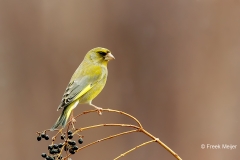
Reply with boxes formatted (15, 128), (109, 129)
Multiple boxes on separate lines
(84, 47), (115, 65)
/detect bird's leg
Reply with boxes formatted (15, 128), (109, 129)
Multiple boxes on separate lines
(70, 110), (76, 130)
(70, 110), (76, 123)
(89, 103), (103, 115)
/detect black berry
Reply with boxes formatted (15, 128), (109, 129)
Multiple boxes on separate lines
(48, 145), (53, 150)
(55, 149), (60, 154)
(72, 145), (78, 150)
(78, 138), (83, 144)
(41, 133), (46, 138)
(50, 150), (55, 154)
(60, 135), (65, 140)
(64, 145), (68, 151)
(50, 149), (59, 154)
(37, 136), (41, 141)
(67, 130), (72, 135)
(69, 148), (75, 154)
(68, 135), (73, 139)
(68, 140), (76, 146)
(53, 144), (58, 149)
(58, 143), (63, 148)
(45, 135), (49, 140)
(41, 153), (47, 158)
(46, 156), (54, 160)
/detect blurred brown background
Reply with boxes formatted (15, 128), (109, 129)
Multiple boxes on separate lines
(1, 0), (240, 160)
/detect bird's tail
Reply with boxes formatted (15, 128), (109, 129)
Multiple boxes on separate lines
(51, 101), (78, 131)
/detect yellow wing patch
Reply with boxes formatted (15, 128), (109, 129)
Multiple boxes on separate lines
(73, 84), (93, 101)
(66, 100), (79, 119)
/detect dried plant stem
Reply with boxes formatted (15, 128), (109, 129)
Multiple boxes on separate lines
(72, 109), (143, 128)
(105, 109), (143, 128)
(77, 129), (138, 151)
(40, 108), (182, 160)
(74, 124), (140, 134)
(69, 109), (182, 160)
(114, 139), (156, 160)
(141, 128), (181, 160)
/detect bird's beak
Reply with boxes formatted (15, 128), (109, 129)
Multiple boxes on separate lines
(105, 53), (115, 61)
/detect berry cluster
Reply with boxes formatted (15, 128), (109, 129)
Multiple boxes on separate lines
(62, 130), (81, 155)
(37, 133), (50, 141)
(37, 130), (84, 159)
(41, 142), (64, 159)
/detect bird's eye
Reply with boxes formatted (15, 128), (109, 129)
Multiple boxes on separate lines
(98, 51), (107, 56)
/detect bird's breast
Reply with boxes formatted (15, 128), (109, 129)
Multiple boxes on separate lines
(78, 72), (107, 104)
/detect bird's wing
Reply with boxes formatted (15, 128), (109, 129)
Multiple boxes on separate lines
(57, 71), (103, 111)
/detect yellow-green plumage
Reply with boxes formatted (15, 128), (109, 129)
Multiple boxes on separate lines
(51, 47), (114, 130)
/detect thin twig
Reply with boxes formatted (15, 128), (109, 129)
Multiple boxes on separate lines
(105, 109), (143, 128)
(141, 128), (182, 160)
(52, 128), (63, 142)
(114, 139), (156, 160)
(70, 109), (143, 128)
(77, 129), (138, 151)
(73, 123), (140, 134)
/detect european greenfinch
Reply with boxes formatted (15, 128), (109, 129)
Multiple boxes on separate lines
(51, 47), (115, 130)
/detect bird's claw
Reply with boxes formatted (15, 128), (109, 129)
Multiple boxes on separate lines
(98, 109), (102, 115)
(95, 107), (103, 115)
(71, 117), (77, 123)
